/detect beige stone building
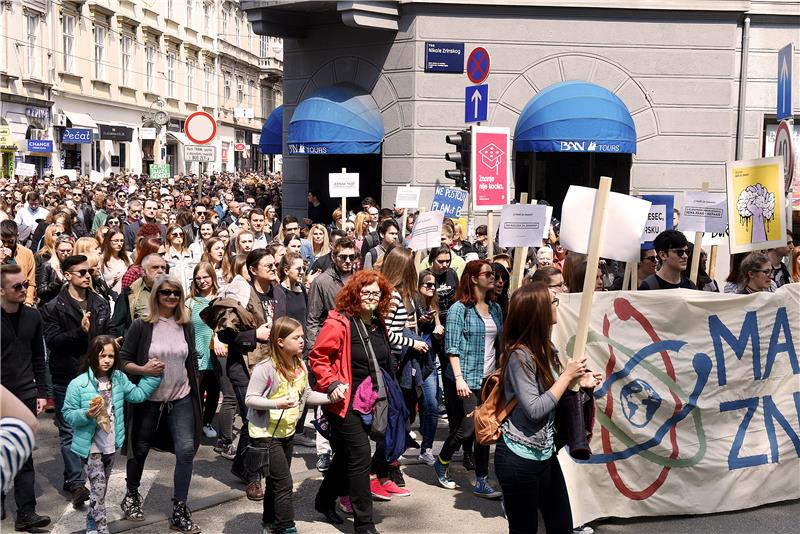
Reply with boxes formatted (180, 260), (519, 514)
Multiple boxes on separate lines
(0, 0), (283, 178)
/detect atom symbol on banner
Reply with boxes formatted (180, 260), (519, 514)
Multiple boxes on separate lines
(568, 298), (712, 501)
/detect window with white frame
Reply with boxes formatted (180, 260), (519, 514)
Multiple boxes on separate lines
(259, 36), (268, 58)
(121, 36), (132, 86)
(222, 10), (228, 38)
(236, 76), (243, 104)
(186, 0), (193, 29)
(235, 16), (240, 44)
(94, 25), (106, 79)
(145, 44), (155, 91)
(167, 0), (174, 20)
(204, 65), (212, 106)
(247, 24), (252, 50)
(223, 73), (230, 101)
(62, 14), (75, 73)
(166, 51), (176, 97)
(26, 14), (39, 79)
(187, 58), (195, 101)
(204, 3), (210, 34)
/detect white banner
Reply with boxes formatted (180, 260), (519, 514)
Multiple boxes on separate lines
(408, 210), (443, 251)
(498, 203), (549, 248)
(552, 285), (800, 524)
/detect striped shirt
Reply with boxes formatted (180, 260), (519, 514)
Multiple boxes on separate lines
(386, 291), (417, 352)
(1, 417), (35, 492)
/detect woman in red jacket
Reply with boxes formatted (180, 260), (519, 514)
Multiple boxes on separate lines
(308, 269), (396, 534)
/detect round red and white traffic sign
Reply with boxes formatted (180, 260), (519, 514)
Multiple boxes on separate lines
(774, 120), (795, 192)
(185, 111), (217, 145)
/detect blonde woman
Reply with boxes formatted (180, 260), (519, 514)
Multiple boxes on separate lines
(119, 275), (203, 532)
(37, 234), (74, 304)
(353, 211), (370, 254)
(73, 236), (102, 256)
(310, 224), (330, 259)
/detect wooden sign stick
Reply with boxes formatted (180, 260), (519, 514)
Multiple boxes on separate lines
(487, 210), (495, 259)
(708, 244), (718, 280)
(622, 262), (632, 291)
(569, 176), (613, 390)
(510, 193), (532, 293)
(689, 182), (709, 285)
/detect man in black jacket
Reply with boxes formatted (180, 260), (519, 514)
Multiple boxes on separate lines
(42, 255), (112, 506)
(0, 264), (51, 531)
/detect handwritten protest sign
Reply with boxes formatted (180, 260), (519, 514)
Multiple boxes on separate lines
(553, 285), (800, 524)
(431, 186), (467, 218)
(639, 195), (674, 243)
(408, 210), (444, 251)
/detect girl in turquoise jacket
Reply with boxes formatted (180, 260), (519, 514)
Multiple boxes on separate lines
(62, 335), (161, 534)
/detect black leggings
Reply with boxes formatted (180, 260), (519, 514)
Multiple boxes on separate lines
(197, 369), (220, 426)
(438, 381), (488, 477)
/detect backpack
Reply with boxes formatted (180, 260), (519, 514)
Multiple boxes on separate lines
(473, 367), (518, 445)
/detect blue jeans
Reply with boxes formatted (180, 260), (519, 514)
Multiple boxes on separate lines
(126, 395), (196, 502)
(419, 369), (439, 451)
(53, 383), (86, 489)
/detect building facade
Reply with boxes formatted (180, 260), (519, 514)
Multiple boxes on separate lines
(0, 0), (283, 179)
(242, 0), (799, 223)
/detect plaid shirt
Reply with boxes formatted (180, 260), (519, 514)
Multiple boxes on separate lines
(444, 301), (503, 390)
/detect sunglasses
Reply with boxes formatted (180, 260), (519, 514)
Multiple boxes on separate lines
(158, 289), (182, 297)
(643, 256), (658, 263)
(477, 271), (496, 279)
(260, 262), (278, 270)
(7, 281), (30, 292)
(69, 268), (96, 277)
(670, 248), (690, 257)
(171, 232), (184, 237)
(751, 269), (772, 275)
(421, 282), (436, 289)
(337, 254), (356, 261)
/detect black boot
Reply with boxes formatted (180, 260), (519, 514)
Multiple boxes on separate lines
(169, 499), (201, 534)
(462, 451), (476, 471)
(14, 510), (51, 532)
(121, 489), (145, 521)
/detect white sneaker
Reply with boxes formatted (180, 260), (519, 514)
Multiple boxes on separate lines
(573, 527), (594, 534)
(203, 424), (218, 438)
(419, 449), (436, 466)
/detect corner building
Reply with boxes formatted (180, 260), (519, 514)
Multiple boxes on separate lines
(242, 0), (799, 221)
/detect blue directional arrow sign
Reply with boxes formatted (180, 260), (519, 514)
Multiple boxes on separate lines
(777, 43), (793, 121)
(465, 84), (488, 123)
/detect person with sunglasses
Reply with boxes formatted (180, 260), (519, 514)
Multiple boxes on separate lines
(0, 264), (51, 532)
(41, 255), (113, 507)
(37, 235), (75, 305)
(432, 260), (503, 499)
(0, 220), (37, 306)
(610, 247), (657, 290)
(638, 230), (697, 290)
(119, 275), (203, 533)
(737, 252), (774, 294)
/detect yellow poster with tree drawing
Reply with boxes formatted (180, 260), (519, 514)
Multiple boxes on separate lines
(725, 156), (786, 254)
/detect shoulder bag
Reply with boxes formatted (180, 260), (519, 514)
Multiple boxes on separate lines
(354, 318), (389, 442)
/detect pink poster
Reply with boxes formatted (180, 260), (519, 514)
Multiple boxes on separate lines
(471, 126), (510, 211)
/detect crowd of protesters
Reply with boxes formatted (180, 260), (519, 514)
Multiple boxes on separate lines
(1, 169), (798, 534)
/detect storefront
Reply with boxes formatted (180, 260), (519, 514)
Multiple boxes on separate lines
(98, 124), (134, 174)
(1, 99), (54, 179)
(243, 1), (798, 220)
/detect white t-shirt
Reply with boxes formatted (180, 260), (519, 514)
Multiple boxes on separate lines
(481, 313), (497, 378)
(91, 376), (116, 454)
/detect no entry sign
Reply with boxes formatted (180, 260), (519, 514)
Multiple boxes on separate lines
(185, 111), (217, 145)
(467, 47), (490, 84)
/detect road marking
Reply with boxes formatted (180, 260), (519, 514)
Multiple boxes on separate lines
(51, 469), (157, 534)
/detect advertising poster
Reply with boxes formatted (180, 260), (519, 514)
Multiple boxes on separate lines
(471, 126), (510, 212)
(725, 157), (786, 254)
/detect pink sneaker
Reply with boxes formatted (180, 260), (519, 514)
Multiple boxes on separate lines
(381, 479), (411, 497)
(370, 478), (392, 501)
(337, 496), (353, 515)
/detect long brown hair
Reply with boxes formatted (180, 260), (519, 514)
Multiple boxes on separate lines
(380, 247), (417, 311)
(500, 282), (561, 390)
(456, 259), (494, 306)
(266, 316), (303, 381)
(101, 230), (131, 266)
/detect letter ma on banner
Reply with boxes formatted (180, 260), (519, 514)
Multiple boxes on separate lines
(551, 286), (800, 525)
(471, 126), (510, 212)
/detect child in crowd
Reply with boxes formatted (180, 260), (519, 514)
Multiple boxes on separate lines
(245, 317), (333, 534)
(61, 335), (161, 534)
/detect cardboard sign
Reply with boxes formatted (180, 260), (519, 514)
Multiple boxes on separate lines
(431, 186), (467, 218)
(15, 163), (35, 177)
(640, 194), (674, 243)
(60, 169), (77, 181)
(89, 170), (104, 184)
(725, 157), (786, 254)
(149, 164), (171, 180)
(394, 186), (422, 209)
(471, 126), (510, 211)
(681, 191), (728, 234)
(328, 168), (359, 198)
(408, 210), (444, 251)
(498, 203), (550, 248)
(560, 186), (651, 263)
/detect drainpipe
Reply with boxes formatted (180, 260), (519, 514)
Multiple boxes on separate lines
(735, 15), (750, 160)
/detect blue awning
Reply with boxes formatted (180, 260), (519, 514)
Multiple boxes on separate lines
(259, 105), (283, 155)
(514, 81), (636, 154)
(287, 83), (384, 155)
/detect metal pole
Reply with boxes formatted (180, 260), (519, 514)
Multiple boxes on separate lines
(735, 16), (750, 160)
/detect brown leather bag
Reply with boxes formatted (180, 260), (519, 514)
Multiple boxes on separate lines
(473, 367), (518, 445)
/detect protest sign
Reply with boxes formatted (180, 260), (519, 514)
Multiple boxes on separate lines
(15, 163), (35, 177)
(394, 185), (421, 209)
(498, 203), (548, 248)
(328, 168), (359, 198)
(639, 195), (674, 243)
(553, 284), (800, 524)
(681, 191), (728, 233)
(59, 169), (77, 181)
(89, 170), (104, 184)
(431, 186), (468, 218)
(149, 164), (171, 180)
(407, 210), (443, 251)
(725, 157), (787, 254)
(560, 186), (651, 262)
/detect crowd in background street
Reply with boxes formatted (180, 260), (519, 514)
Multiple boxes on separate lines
(1, 170), (799, 534)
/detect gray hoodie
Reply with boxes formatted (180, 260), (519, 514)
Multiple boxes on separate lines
(305, 265), (348, 348)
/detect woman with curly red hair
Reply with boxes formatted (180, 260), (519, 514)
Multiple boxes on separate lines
(309, 269), (395, 534)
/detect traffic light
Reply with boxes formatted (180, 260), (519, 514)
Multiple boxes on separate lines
(445, 128), (471, 191)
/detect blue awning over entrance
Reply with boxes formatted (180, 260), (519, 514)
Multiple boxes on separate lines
(287, 83), (384, 155)
(514, 81), (636, 154)
(259, 105), (283, 155)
